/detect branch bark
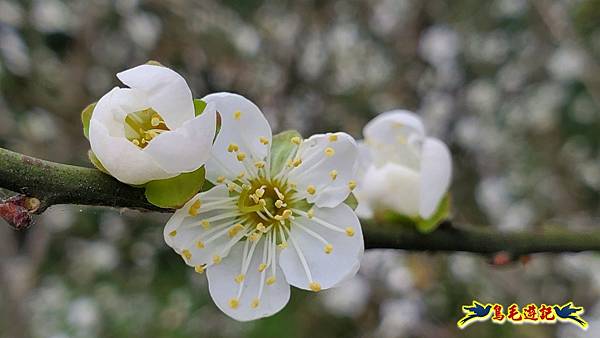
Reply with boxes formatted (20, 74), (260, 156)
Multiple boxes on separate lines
(2, 146), (600, 255)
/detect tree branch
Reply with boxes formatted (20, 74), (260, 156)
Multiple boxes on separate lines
(2, 146), (600, 255)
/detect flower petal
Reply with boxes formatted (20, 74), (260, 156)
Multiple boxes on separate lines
(362, 110), (425, 169)
(163, 184), (242, 267)
(144, 102), (217, 174)
(117, 64), (194, 130)
(280, 203), (363, 291)
(419, 137), (452, 219)
(286, 132), (358, 208)
(359, 163), (420, 217)
(202, 92), (273, 183)
(363, 110), (425, 143)
(207, 239), (291, 321)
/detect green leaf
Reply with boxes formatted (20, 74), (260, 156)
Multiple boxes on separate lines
(144, 167), (206, 208)
(81, 103), (96, 140)
(194, 99), (207, 117)
(270, 130), (302, 176)
(344, 193), (358, 210)
(415, 194), (451, 233)
(88, 150), (109, 175)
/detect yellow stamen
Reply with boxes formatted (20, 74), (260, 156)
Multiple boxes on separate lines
(306, 185), (316, 195)
(324, 147), (335, 157)
(291, 136), (302, 145)
(324, 244), (333, 254)
(292, 158), (302, 167)
(194, 265), (206, 274)
(234, 111), (242, 120)
(307, 208), (315, 219)
(255, 161), (266, 169)
(309, 282), (322, 292)
(234, 274), (245, 284)
(345, 227), (355, 237)
(266, 276), (276, 285)
(212, 255), (222, 264)
(348, 180), (357, 190)
(188, 200), (201, 216)
(229, 298), (240, 309)
(201, 220), (210, 229)
(251, 298), (260, 309)
(328, 134), (338, 142)
(216, 176), (226, 183)
(259, 136), (269, 145)
(329, 170), (338, 180)
(196, 241), (205, 249)
(168, 230), (177, 237)
(236, 152), (247, 161)
(227, 143), (239, 152)
(182, 249), (192, 260)
(258, 263), (267, 272)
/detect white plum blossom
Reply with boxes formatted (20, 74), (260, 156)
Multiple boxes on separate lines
(355, 110), (452, 219)
(88, 64), (217, 185)
(163, 93), (363, 321)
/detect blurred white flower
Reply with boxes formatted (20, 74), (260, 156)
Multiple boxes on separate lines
(163, 93), (363, 321)
(355, 110), (452, 219)
(88, 64), (217, 185)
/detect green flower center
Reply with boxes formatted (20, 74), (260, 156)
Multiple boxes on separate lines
(124, 108), (169, 148)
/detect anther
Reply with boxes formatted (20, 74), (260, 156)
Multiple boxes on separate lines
(196, 241), (205, 249)
(307, 208), (315, 219)
(324, 147), (335, 157)
(291, 136), (302, 145)
(324, 244), (333, 254)
(328, 134), (338, 142)
(194, 265), (206, 274)
(216, 176), (226, 183)
(229, 298), (240, 309)
(345, 227), (355, 237)
(234, 111), (242, 120)
(266, 276), (276, 285)
(329, 170), (338, 180)
(255, 188), (265, 198)
(236, 152), (247, 161)
(201, 220), (210, 229)
(151, 116), (161, 127)
(281, 209), (292, 219)
(275, 200), (286, 208)
(188, 199), (201, 216)
(251, 298), (260, 309)
(227, 143), (239, 152)
(182, 249), (192, 260)
(306, 185), (316, 195)
(256, 223), (267, 233)
(259, 136), (269, 145)
(348, 180), (357, 190)
(234, 274), (245, 284)
(212, 255), (222, 264)
(255, 161), (266, 169)
(258, 263), (267, 272)
(292, 158), (302, 167)
(309, 282), (322, 292)
(168, 230), (177, 237)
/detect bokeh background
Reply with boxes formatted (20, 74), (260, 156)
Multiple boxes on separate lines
(1, 0), (600, 337)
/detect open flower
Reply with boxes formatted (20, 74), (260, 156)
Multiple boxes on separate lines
(88, 64), (216, 185)
(163, 93), (363, 321)
(355, 110), (452, 219)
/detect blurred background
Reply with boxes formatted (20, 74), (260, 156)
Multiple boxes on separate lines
(1, 0), (600, 337)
